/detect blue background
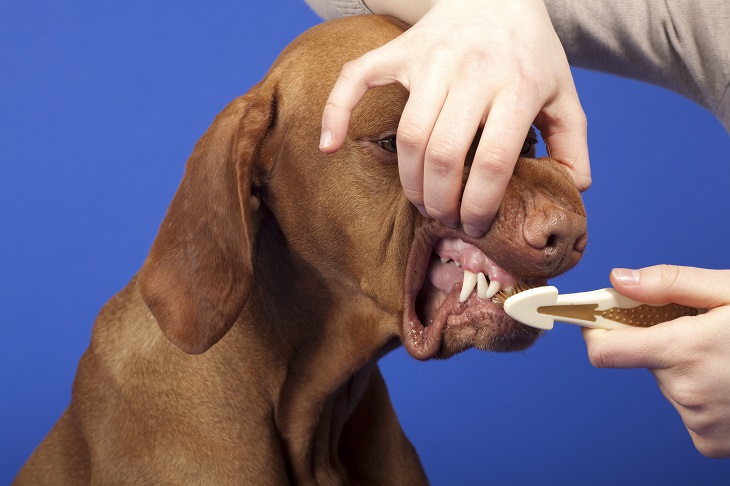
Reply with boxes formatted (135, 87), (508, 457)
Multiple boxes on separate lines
(2, 1), (729, 484)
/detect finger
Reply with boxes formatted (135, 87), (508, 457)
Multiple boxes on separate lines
(421, 82), (490, 227)
(320, 48), (405, 154)
(582, 324), (683, 369)
(610, 265), (730, 309)
(534, 91), (591, 192)
(396, 71), (450, 217)
(460, 94), (534, 236)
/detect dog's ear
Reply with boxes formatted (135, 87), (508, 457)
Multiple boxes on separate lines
(138, 88), (274, 354)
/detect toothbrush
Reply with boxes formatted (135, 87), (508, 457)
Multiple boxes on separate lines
(502, 286), (702, 331)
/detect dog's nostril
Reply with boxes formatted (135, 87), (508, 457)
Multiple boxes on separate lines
(545, 234), (559, 251)
(523, 207), (587, 263)
(524, 216), (566, 251)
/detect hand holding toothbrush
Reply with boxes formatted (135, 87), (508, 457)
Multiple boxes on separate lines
(583, 265), (730, 458)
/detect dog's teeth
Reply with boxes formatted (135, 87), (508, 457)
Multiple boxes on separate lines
(459, 270), (478, 302)
(477, 272), (488, 299)
(440, 257), (450, 264)
(455, 261), (462, 268)
(485, 279), (501, 299)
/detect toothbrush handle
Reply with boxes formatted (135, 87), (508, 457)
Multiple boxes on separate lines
(546, 288), (704, 330)
(599, 302), (701, 328)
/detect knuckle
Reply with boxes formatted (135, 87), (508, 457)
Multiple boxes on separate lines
(667, 380), (702, 410)
(694, 439), (730, 459)
(586, 342), (609, 369)
(687, 422), (730, 458)
(657, 264), (682, 290)
(323, 98), (347, 114)
(553, 103), (588, 130)
(396, 120), (430, 152)
(576, 109), (588, 129)
(474, 147), (515, 179)
(338, 59), (365, 81)
(425, 139), (463, 177)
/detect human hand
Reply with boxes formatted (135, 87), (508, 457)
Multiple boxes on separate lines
(583, 265), (730, 458)
(319, 0), (591, 236)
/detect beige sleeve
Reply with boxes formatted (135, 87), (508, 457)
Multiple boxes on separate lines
(303, 0), (371, 19)
(544, 0), (730, 132)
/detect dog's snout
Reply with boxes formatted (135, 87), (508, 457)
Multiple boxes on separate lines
(522, 203), (587, 271)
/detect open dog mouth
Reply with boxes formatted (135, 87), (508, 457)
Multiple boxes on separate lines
(403, 231), (543, 360)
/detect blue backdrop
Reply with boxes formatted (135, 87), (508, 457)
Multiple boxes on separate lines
(2, 1), (729, 484)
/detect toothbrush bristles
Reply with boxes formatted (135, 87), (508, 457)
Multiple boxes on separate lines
(492, 282), (535, 307)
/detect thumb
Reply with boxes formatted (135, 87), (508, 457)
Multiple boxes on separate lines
(610, 265), (730, 310)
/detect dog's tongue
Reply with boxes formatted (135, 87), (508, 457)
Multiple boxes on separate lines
(431, 284), (466, 325)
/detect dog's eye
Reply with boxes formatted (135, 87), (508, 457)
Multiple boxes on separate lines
(376, 136), (397, 153)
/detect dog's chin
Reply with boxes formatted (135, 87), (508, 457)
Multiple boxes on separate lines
(402, 230), (543, 361)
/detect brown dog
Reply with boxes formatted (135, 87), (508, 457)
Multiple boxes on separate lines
(15, 15), (586, 485)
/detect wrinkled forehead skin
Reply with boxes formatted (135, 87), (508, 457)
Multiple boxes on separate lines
(252, 16), (416, 312)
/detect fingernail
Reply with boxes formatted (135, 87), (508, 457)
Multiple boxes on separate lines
(463, 224), (484, 238)
(612, 268), (639, 286)
(319, 128), (333, 150)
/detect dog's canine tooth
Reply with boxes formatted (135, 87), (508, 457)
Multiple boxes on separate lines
(459, 270), (478, 302)
(485, 279), (501, 299)
(477, 272), (488, 299)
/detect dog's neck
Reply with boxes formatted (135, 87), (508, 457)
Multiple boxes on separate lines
(241, 217), (401, 481)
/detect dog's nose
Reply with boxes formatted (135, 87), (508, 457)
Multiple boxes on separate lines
(522, 201), (587, 273)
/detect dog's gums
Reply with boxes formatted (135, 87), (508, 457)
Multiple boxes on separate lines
(432, 238), (519, 301)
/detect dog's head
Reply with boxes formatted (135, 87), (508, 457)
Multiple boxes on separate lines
(138, 15), (586, 360)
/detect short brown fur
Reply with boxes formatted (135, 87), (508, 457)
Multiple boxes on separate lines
(15, 16), (586, 485)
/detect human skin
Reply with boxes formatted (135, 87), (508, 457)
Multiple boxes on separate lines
(584, 265), (730, 458)
(318, 0), (591, 237)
